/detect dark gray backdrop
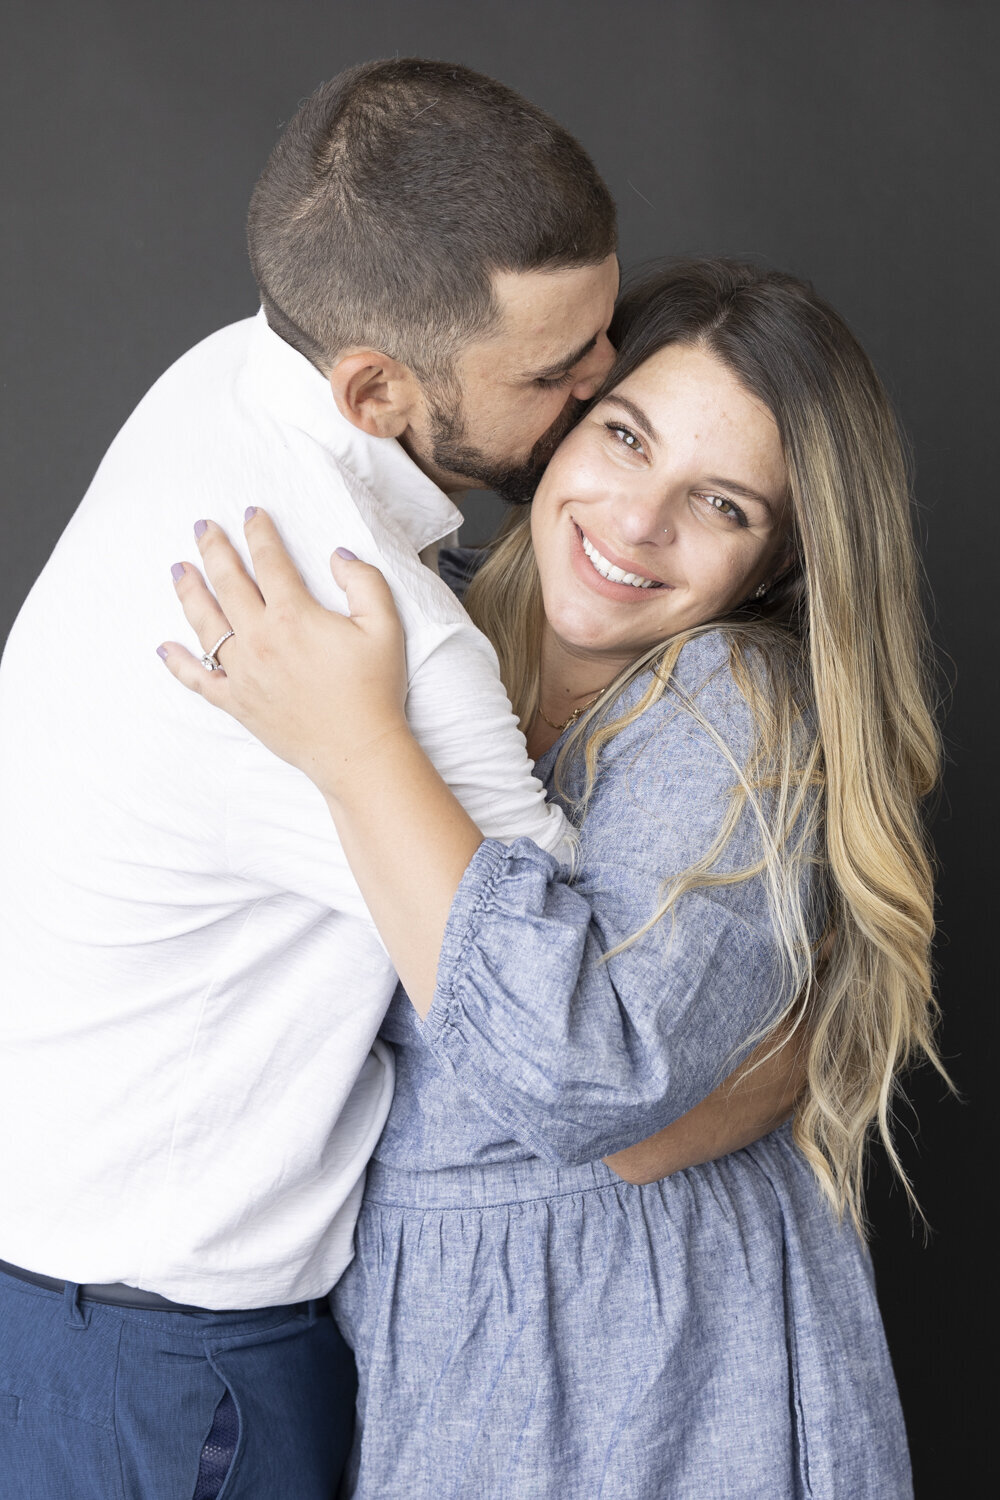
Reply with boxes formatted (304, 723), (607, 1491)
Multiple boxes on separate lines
(2, 2), (994, 1491)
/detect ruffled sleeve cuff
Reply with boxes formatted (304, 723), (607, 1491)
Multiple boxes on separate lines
(422, 836), (591, 1160)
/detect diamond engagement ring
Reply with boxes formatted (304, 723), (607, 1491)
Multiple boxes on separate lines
(201, 630), (235, 671)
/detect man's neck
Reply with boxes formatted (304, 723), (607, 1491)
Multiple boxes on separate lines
(397, 429), (486, 499)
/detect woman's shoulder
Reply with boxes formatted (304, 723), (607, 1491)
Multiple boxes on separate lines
(565, 629), (816, 874)
(555, 633), (757, 863)
(640, 624), (807, 724)
(668, 627), (739, 702)
(605, 629), (754, 761)
(588, 627), (814, 798)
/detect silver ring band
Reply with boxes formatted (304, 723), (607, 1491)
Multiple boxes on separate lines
(201, 629), (235, 671)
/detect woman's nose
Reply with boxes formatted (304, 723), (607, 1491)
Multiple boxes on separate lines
(570, 333), (616, 400)
(613, 487), (676, 547)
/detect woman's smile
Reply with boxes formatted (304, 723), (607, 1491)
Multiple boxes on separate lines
(571, 521), (671, 596)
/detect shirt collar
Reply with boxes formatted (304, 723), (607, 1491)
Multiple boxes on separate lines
(243, 308), (464, 554)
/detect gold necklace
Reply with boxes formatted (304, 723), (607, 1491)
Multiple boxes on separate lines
(535, 688), (608, 734)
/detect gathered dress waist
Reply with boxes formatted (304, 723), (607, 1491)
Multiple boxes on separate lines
(363, 1152), (624, 1210)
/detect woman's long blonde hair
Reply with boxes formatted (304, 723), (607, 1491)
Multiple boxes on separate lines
(466, 259), (948, 1233)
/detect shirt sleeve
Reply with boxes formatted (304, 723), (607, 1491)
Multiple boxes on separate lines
(403, 623), (572, 856)
(421, 634), (817, 1164)
(223, 616), (571, 916)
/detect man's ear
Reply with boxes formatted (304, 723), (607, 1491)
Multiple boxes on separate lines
(328, 350), (420, 438)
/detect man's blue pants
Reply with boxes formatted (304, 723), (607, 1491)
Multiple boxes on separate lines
(0, 1266), (355, 1498)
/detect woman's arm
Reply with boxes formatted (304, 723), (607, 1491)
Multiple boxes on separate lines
(162, 513), (810, 1163)
(163, 514), (479, 1014)
(605, 1018), (806, 1182)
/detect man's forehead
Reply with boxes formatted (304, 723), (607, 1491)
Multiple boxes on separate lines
(484, 255), (619, 375)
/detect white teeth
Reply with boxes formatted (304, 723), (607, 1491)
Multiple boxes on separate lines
(581, 533), (659, 589)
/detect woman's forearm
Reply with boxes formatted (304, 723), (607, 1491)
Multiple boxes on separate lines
(319, 725), (483, 1016)
(604, 1021), (807, 1182)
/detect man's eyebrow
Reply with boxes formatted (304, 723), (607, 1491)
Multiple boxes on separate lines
(526, 332), (599, 382)
(601, 393), (661, 446)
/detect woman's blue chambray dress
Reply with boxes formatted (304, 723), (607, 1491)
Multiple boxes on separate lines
(333, 627), (912, 1499)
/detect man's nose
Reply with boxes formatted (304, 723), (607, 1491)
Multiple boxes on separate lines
(570, 332), (616, 401)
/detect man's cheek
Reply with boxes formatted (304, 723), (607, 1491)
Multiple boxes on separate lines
(532, 398), (586, 463)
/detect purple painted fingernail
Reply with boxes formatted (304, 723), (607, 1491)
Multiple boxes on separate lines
(171, 562), (185, 581)
(335, 547), (358, 561)
(156, 646), (169, 661)
(194, 519), (208, 538)
(244, 506), (257, 522)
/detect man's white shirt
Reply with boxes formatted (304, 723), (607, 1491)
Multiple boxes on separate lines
(0, 312), (568, 1308)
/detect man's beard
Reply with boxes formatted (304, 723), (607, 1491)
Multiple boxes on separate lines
(426, 392), (587, 505)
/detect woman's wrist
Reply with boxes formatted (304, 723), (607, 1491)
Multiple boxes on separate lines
(311, 713), (413, 805)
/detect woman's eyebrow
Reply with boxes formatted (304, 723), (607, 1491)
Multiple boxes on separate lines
(601, 394), (661, 445)
(703, 477), (776, 515)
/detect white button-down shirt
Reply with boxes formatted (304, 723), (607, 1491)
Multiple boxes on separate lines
(0, 312), (568, 1308)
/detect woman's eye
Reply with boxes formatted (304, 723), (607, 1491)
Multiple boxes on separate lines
(605, 422), (645, 455)
(699, 493), (748, 526)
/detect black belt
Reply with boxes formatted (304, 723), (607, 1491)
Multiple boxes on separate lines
(0, 1256), (269, 1315)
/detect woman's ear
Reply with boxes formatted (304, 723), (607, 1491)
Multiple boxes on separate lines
(328, 351), (420, 438)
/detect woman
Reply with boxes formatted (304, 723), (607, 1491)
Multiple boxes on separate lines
(161, 261), (945, 1496)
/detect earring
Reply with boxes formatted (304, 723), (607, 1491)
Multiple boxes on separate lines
(753, 582), (768, 599)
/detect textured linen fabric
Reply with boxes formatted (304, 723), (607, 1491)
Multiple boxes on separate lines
(0, 314), (568, 1308)
(333, 630), (912, 1498)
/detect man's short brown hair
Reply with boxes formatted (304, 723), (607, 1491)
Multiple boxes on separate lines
(248, 59), (617, 382)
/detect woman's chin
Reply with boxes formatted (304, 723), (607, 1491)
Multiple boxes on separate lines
(549, 619), (655, 665)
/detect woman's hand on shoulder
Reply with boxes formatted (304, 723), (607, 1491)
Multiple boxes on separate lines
(158, 509), (409, 798)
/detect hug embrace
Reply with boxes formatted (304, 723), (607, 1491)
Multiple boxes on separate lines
(0, 58), (944, 1499)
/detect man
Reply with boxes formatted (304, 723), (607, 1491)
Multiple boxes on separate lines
(0, 60), (795, 1498)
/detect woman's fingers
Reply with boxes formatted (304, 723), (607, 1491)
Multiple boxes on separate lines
(328, 549), (402, 633)
(170, 561), (235, 662)
(157, 521), (409, 785)
(156, 640), (233, 707)
(193, 519), (265, 624)
(243, 508), (312, 605)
